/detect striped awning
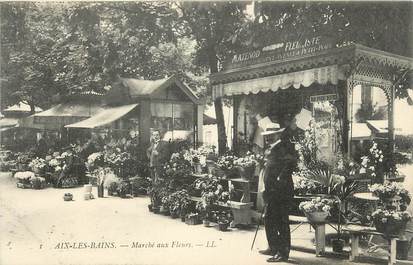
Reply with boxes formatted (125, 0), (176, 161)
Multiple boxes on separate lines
(212, 65), (345, 99)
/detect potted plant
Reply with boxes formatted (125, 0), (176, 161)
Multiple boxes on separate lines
(185, 213), (201, 225)
(371, 209), (412, 238)
(369, 182), (411, 207)
(161, 195), (171, 216)
(216, 154), (239, 179)
(330, 181), (358, 253)
(63, 193), (73, 201)
(30, 176), (46, 189)
(234, 152), (259, 180)
(299, 197), (335, 224)
(217, 210), (233, 231)
(117, 181), (131, 199)
(104, 172), (120, 196)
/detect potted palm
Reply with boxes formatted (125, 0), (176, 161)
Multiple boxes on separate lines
(328, 180), (358, 252)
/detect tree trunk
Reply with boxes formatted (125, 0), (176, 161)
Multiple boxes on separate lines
(29, 101), (35, 114)
(207, 46), (227, 154)
(214, 97), (227, 154)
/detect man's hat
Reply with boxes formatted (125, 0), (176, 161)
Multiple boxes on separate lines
(261, 127), (285, 136)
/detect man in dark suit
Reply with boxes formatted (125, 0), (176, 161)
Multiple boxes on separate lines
(259, 115), (300, 263)
(146, 130), (169, 183)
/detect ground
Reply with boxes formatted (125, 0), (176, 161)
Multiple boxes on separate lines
(1, 167), (413, 265)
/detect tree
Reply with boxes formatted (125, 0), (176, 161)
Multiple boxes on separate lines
(240, 1), (412, 96)
(0, 2), (205, 112)
(1, 3), (59, 112)
(178, 2), (248, 154)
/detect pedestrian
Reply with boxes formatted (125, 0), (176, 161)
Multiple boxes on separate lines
(259, 113), (300, 263)
(36, 132), (48, 158)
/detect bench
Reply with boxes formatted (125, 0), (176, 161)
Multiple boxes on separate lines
(342, 224), (400, 265)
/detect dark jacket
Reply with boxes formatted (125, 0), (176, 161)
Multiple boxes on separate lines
(264, 128), (300, 202)
(146, 140), (170, 168)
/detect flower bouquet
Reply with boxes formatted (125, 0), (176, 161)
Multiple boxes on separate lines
(87, 152), (105, 172)
(293, 175), (323, 195)
(103, 171), (120, 196)
(163, 152), (192, 180)
(216, 154), (239, 178)
(14, 171), (36, 188)
(299, 197), (335, 224)
(371, 209), (412, 237)
(183, 148), (207, 173)
(234, 152), (259, 180)
(29, 157), (46, 174)
(16, 152), (34, 171)
(369, 182), (411, 207)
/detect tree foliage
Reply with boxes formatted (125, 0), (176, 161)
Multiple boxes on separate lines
(1, 2), (205, 111)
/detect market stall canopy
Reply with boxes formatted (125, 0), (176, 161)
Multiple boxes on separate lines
(3, 102), (42, 114)
(203, 114), (217, 125)
(107, 75), (201, 105)
(0, 118), (18, 128)
(352, 123), (372, 140)
(65, 104), (138, 129)
(19, 103), (104, 130)
(212, 65), (345, 98)
(210, 42), (412, 99)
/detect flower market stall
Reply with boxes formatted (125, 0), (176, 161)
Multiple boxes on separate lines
(210, 37), (412, 173)
(65, 76), (204, 148)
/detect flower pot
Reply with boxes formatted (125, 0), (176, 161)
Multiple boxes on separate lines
(305, 211), (329, 224)
(97, 184), (104, 198)
(397, 239), (410, 260)
(203, 220), (210, 227)
(84, 184), (93, 193)
(224, 168), (239, 179)
(160, 206), (170, 215)
(185, 215), (200, 225)
(181, 216), (186, 222)
(332, 238), (345, 252)
(84, 193), (92, 200)
(374, 220), (407, 237)
(171, 212), (179, 219)
(153, 207), (160, 214)
(194, 163), (203, 174)
(63, 193), (73, 201)
(148, 204), (153, 212)
(218, 221), (229, 231)
(240, 166), (255, 180)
